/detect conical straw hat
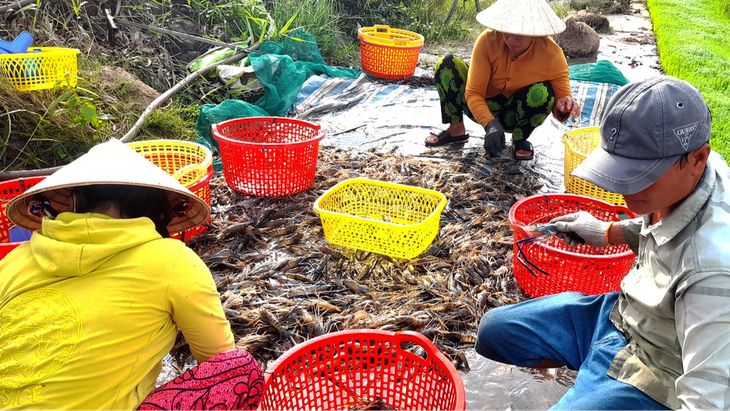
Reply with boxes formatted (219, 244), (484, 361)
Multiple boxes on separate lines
(476, 0), (566, 36)
(6, 138), (210, 234)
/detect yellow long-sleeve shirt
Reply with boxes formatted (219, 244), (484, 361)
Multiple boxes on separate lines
(466, 29), (572, 127)
(0, 213), (234, 410)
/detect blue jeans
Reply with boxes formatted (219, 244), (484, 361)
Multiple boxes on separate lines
(475, 292), (669, 410)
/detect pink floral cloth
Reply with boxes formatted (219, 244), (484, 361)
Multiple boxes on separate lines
(138, 349), (263, 410)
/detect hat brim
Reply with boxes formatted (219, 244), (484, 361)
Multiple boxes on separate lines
(476, 0), (566, 36)
(572, 146), (680, 195)
(6, 139), (210, 234)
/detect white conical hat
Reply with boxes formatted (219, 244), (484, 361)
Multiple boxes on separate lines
(476, 0), (566, 36)
(6, 138), (210, 233)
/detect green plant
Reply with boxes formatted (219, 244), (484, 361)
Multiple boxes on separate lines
(48, 76), (110, 137)
(272, 0), (350, 61)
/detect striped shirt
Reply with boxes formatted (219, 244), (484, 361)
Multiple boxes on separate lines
(609, 152), (730, 409)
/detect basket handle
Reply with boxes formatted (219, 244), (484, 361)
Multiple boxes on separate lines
(173, 164), (207, 188)
(371, 25), (392, 38)
(393, 330), (443, 359)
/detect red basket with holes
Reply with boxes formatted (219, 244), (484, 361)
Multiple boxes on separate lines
(126, 140), (213, 240)
(508, 194), (637, 298)
(0, 176), (47, 260)
(212, 117), (325, 196)
(260, 329), (465, 411)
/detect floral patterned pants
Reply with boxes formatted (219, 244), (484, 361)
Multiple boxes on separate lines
(435, 54), (556, 141)
(138, 349), (263, 410)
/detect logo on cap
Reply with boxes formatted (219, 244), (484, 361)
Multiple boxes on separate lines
(673, 121), (698, 150)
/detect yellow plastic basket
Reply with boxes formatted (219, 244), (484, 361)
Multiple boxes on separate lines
(314, 178), (447, 260)
(0, 47), (80, 91)
(358, 25), (424, 80)
(126, 139), (213, 177)
(126, 140), (213, 239)
(563, 127), (625, 205)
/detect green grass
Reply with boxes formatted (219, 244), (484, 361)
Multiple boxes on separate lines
(647, 0), (730, 160)
(271, 0), (356, 65)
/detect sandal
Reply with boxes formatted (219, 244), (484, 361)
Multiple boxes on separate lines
(425, 130), (470, 147)
(512, 139), (534, 161)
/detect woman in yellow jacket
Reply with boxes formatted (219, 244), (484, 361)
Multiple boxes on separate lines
(426, 0), (581, 161)
(0, 139), (262, 410)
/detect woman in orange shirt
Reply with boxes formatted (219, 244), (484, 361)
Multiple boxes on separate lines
(426, 0), (581, 161)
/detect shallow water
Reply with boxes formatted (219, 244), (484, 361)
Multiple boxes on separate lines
(461, 349), (577, 410)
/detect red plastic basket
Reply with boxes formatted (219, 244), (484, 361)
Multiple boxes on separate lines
(126, 140), (213, 240)
(0, 176), (46, 260)
(508, 194), (637, 298)
(260, 329), (466, 411)
(212, 117), (325, 196)
(171, 167), (213, 241)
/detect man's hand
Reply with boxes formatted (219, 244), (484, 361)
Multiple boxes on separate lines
(550, 211), (611, 248)
(484, 119), (505, 157)
(555, 96), (581, 122)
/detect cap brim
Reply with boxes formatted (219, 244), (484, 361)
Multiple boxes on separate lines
(572, 146), (680, 195)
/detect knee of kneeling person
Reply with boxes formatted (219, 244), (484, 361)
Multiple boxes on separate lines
(474, 308), (512, 362)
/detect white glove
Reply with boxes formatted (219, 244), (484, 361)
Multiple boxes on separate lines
(550, 211), (611, 248)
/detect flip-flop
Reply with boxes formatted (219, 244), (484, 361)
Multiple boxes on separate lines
(512, 139), (534, 161)
(425, 130), (469, 147)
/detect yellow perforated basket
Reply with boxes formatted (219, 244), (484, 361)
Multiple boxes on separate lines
(0, 47), (80, 91)
(314, 178), (447, 259)
(563, 127), (625, 205)
(358, 25), (424, 80)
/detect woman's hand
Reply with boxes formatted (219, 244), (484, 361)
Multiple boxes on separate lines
(555, 96), (581, 122)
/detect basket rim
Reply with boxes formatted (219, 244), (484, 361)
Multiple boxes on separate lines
(262, 329), (465, 409)
(184, 167), (214, 191)
(508, 193), (637, 259)
(0, 47), (81, 58)
(211, 116), (325, 148)
(358, 35), (425, 50)
(313, 178), (448, 227)
(0, 176), (48, 200)
(357, 26), (424, 46)
(562, 126), (601, 158)
(126, 139), (213, 170)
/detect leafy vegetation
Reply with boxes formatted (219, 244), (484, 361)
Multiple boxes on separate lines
(0, 0), (486, 170)
(647, 0), (730, 159)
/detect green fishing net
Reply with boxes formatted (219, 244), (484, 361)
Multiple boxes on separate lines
(195, 28), (362, 170)
(569, 60), (630, 86)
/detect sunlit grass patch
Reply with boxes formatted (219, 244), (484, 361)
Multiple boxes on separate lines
(648, 0), (730, 160)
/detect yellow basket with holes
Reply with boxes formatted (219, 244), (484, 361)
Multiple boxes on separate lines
(358, 25), (424, 80)
(563, 127), (625, 206)
(126, 140), (213, 239)
(0, 47), (80, 91)
(314, 178), (447, 259)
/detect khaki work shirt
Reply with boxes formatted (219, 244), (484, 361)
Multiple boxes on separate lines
(609, 152), (730, 409)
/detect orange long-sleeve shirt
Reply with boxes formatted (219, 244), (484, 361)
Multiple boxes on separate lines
(466, 29), (572, 127)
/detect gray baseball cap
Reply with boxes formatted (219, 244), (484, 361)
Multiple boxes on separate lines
(572, 76), (712, 195)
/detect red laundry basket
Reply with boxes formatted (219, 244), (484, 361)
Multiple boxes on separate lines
(212, 117), (325, 196)
(260, 329), (465, 411)
(0, 176), (46, 260)
(509, 193), (637, 298)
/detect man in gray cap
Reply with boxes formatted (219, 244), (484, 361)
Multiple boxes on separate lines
(475, 75), (730, 409)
